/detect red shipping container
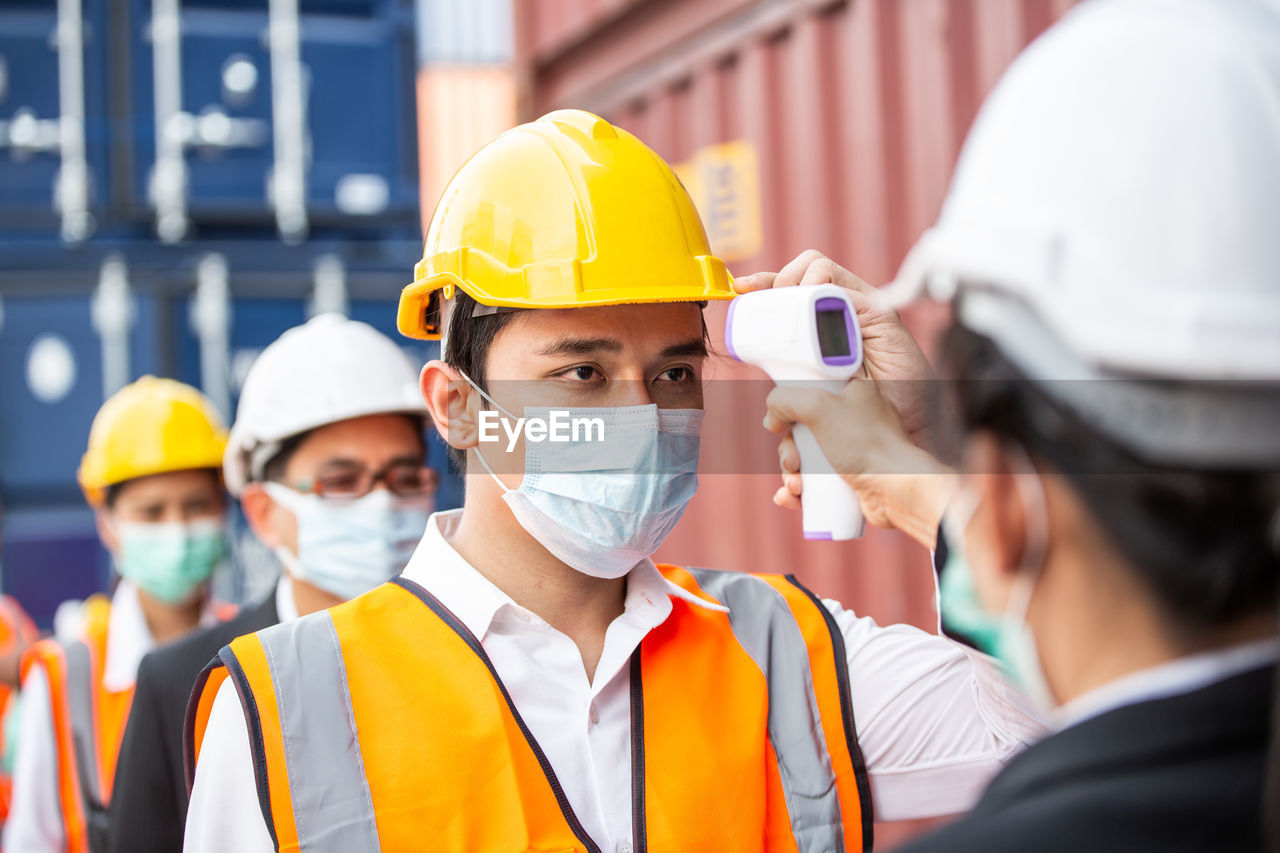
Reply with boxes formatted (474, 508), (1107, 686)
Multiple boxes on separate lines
(515, 0), (1079, 845)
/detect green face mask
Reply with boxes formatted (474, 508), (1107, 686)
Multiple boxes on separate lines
(938, 444), (1055, 715)
(113, 518), (226, 604)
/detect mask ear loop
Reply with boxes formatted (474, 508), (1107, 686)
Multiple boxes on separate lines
(453, 368), (517, 494)
(937, 486), (981, 635)
(1004, 440), (1050, 603)
(1001, 440), (1055, 709)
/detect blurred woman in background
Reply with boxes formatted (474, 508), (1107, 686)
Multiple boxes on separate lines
(748, 1), (1280, 850)
(5, 376), (231, 853)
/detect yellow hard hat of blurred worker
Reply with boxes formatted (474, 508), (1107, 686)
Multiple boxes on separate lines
(78, 376), (228, 506)
(398, 109), (734, 340)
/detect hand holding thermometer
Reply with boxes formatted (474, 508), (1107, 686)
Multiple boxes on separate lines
(725, 284), (866, 540)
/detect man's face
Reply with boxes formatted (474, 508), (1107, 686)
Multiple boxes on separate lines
(484, 302), (707, 409)
(97, 469), (225, 555)
(265, 413), (428, 555)
(463, 301), (707, 484)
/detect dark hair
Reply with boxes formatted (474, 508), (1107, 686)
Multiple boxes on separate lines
(262, 429), (317, 484)
(942, 322), (1280, 644)
(441, 291), (523, 474)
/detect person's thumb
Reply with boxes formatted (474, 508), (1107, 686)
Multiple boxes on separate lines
(763, 385), (832, 434)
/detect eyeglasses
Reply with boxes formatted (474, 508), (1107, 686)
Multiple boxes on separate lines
(287, 461), (436, 501)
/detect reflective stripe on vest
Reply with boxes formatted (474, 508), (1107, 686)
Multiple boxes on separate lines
(186, 567), (872, 853)
(20, 602), (131, 853)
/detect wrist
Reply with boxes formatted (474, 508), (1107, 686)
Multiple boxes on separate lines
(883, 447), (958, 550)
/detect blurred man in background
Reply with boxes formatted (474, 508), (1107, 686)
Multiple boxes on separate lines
(5, 376), (230, 852)
(109, 314), (437, 853)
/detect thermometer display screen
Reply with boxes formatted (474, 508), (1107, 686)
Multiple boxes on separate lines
(816, 308), (852, 358)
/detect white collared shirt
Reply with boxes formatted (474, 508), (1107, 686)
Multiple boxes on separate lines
(4, 580), (220, 852)
(1053, 637), (1280, 730)
(186, 510), (1045, 852)
(275, 572), (300, 622)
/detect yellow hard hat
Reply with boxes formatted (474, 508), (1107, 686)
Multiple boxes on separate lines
(398, 109), (734, 340)
(78, 376), (228, 506)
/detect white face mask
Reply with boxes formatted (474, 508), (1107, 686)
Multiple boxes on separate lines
(263, 483), (433, 601)
(459, 371), (704, 579)
(940, 442), (1055, 714)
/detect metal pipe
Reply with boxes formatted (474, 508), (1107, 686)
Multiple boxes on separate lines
(191, 253), (232, 420)
(309, 254), (348, 317)
(268, 0), (309, 243)
(91, 254), (133, 399)
(54, 0), (92, 242)
(150, 0), (188, 243)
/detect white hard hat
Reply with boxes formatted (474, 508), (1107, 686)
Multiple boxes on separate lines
(888, 0), (1280, 465)
(223, 313), (427, 495)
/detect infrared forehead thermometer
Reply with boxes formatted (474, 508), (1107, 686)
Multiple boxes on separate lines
(725, 284), (866, 540)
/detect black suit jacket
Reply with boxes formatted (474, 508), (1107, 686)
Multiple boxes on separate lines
(107, 591), (279, 853)
(899, 663), (1273, 853)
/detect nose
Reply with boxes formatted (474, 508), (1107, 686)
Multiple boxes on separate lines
(609, 376), (655, 408)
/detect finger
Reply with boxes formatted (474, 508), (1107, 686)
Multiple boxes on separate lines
(773, 249), (829, 288)
(763, 385), (827, 433)
(772, 485), (802, 510)
(796, 255), (842, 289)
(732, 271), (776, 293)
(795, 257), (884, 303)
(778, 435), (800, 473)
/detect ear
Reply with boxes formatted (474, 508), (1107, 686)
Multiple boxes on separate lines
(241, 483), (286, 550)
(95, 510), (120, 556)
(420, 360), (482, 454)
(962, 432), (1029, 614)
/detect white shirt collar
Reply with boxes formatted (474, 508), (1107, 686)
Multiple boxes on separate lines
(102, 579), (226, 692)
(1052, 637), (1279, 730)
(275, 573), (300, 623)
(399, 509), (726, 642)
(103, 581), (156, 692)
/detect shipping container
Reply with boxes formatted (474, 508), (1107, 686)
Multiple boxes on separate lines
(124, 0), (421, 239)
(414, 0), (517, 231)
(0, 241), (458, 624)
(515, 0), (1080, 845)
(0, 0), (422, 245)
(0, 0), (110, 239)
(0, 0), (446, 624)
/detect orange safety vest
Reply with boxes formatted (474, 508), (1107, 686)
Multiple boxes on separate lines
(0, 595), (38, 823)
(20, 597), (132, 853)
(187, 566), (874, 852)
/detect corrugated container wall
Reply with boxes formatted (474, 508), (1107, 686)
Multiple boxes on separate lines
(516, 1), (1078, 843)
(416, 0), (517, 231)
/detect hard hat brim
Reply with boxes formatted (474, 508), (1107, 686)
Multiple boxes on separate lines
(397, 268), (735, 342)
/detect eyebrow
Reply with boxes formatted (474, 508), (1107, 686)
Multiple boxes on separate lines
(660, 339), (709, 360)
(317, 454), (422, 472)
(534, 336), (709, 360)
(535, 336), (624, 358)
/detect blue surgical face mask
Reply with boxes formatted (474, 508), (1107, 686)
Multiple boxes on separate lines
(263, 483), (433, 601)
(459, 372), (703, 579)
(939, 443), (1055, 714)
